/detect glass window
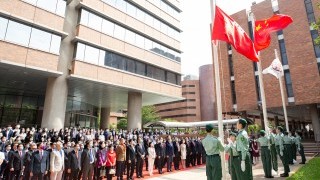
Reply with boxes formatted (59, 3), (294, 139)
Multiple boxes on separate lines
(101, 19), (114, 36)
(37, 0), (58, 14)
(167, 71), (176, 84)
(146, 65), (155, 78)
(75, 43), (86, 60)
(177, 75), (181, 85)
(114, 24), (125, 41)
(80, 10), (89, 26)
(125, 29), (136, 45)
(103, 0), (116, 7)
(50, 34), (61, 54)
(126, 59), (135, 73)
(88, 13), (102, 31)
(98, 50), (105, 66)
(145, 39), (153, 51)
(154, 68), (165, 81)
(160, 23), (168, 34)
(29, 28), (52, 52)
(5, 20), (31, 46)
(136, 9), (145, 22)
(145, 14), (153, 26)
(84, 45), (100, 64)
(135, 34), (145, 49)
(23, 0), (37, 5)
(56, 0), (66, 16)
(104, 51), (114, 67)
(22, 96), (38, 109)
(126, 3), (137, 17)
(153, 19), (161, 30)
(115, 0), (126, 12)
(0, 17), (8, 40)
(136, 61), (145, 76)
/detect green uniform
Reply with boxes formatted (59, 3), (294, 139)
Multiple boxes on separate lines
(295, 135), (306, 163)
(283, 135), (293, 164)
(258, 136), (272, 177)
(269, 133), (278, 171)
(275, 133), (290, 174)
(225, 143), (242, 180)
(236, 129), (253, 180)
(291, 136), (297, 161)
(202, 134), (224, 180)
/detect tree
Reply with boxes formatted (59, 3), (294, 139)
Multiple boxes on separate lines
(312, 3), (320, 46)
(117, 118), (127, 130)
(142, 105), (160, 125)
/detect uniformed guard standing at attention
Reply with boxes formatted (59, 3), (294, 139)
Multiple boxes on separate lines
(258, 130), (273, 178)
(295, 131), (306, 164)
(202, 124), (224, 180)
(275, 126), (290, 177)
(236, 118), (253, 180)
(290, 132), (297, 163)
(269, 129), (278, 174)
(225, 132), (241, 180)
(283, 131), (293, 165)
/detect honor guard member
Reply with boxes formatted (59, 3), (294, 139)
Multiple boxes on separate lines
(275, 126), (290, 177)
(290, 132), (297, 163)
(225, 132), (241, 180)
(236, 118), (253, 180)
(295, 131), (306, 164)
(202, 124), (224, 180)
(283, 132), (293, 165)
(269, 129), (278, 174)
(258, 130), (273, 178)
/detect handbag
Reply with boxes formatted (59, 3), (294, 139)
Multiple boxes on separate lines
(109, 166), (116, 175)
(100, 166), (106, 177)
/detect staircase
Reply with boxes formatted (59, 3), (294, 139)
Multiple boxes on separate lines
(301, 141), (320, 156)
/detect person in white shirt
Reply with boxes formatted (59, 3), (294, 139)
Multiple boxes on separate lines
(50, 141), (64, 180)
(147, 142), (156, 176)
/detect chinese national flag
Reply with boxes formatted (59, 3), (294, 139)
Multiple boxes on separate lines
(254, 14), (293, 51)
(212, 6), (258, 62)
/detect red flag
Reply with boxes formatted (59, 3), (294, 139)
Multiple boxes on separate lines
(212, 6), (258, 62)
(254, 14), (293, 51)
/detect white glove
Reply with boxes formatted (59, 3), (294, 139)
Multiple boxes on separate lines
(280, 151), (283, 156)
(241, 161), (245, 172)
(227, 138), (233, 145)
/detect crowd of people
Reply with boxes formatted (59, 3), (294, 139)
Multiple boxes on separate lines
(0, 124), (207, 180)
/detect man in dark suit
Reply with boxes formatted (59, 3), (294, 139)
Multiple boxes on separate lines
(67, 143), (81, 180)
(30, 143), (49, 180)
(186, 138), (192, 167)
(173, 137), (180, 170)
(166, 138), (174, 172)
(1, 144), (11, 179)
(25, 143), (37, 180)
(126, 139), (136, 180)
(155, 137), (166, 174)
(9, 143), (26, 180)
(0, 137), (7, 152)
(195, 138), (202, 165)
(135, 138), (146, 178)
(190, 138), (196, 166)
(2, 126), (13, 141)
(81, 140), (96, 180)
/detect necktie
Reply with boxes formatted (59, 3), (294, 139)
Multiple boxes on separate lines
(19, 151), (22, 157)
(76, 151), (78, 159)
(89, 149), (93, 163)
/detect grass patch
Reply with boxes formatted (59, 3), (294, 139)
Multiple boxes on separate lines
(287, 157), (320, 180)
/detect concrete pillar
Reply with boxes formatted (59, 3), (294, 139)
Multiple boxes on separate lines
(127, 92), (142, 130)
(310, 105), (320, 141)
(100, 107), (111, 129)
(41, 0), (79, 130)
(274, 116), (279, 127)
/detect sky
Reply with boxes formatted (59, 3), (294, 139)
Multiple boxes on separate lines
(180, 0), (265, 76)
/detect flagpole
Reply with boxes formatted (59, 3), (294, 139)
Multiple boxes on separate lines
(274, 49), (289, 132)
(249, 12), (269, 134)
(210, 0), (226, 179)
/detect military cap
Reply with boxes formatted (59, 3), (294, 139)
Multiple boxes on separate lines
(259, 130), (265, 136)
(238, 118), (247, 127)
(206, 124), (214, 132)
(277, 126), (283, 132)
(229, 131), (238, 137)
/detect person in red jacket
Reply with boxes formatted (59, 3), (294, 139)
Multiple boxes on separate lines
(106, 145), (116, 180)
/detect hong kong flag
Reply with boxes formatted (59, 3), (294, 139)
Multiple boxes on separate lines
(254, 14), (293, 51)
(211, 6), (259, 62)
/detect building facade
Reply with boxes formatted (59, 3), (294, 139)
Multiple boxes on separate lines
(216, 0), (320, 135)
(0, 0), (182, 129)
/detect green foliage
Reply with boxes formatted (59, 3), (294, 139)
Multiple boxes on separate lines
(248, 124), (261, 134)
(287, 158), (320, 180)
(117, 118), (127, 130)
(312, 3), (320, 46)
(163, 118), (177, 122)
(142, 105), (160, 125)
(109, 123), (116, 129)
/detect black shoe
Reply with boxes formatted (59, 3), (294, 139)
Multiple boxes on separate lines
(280, 173), (289, 177)
(267, 176), (274, 178)
(299, 162), (305, 164)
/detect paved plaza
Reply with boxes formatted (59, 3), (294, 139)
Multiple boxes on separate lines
(147, 156), (311, 180)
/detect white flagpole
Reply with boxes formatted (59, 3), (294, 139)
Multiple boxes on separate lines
(210, 0), (226, 179)
(274, 49), (289, 132)
(249, 12), (269, 133)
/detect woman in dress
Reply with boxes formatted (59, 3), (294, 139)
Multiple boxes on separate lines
(180, 139), (187, 169)
(251, 135), (260, 164)
(96, 141), (108, 179)
(106, 145), (116, 180)
(148, 142), (156, 176)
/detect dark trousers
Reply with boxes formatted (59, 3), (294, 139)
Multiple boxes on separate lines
(157, 156), (164, 173)
(206, 155), (222, 180)
(196, 153), (202, 165)
(191, 153), (196, 166)
(136, 158), (144, 177)
(298, 145), (306, 163)
(10, 170), (21, 180)
(276, 145), (290, 174)
(127, 160), (135, 179)
(116, 161), (125, 180)
(105, 166), (114, 180)
(186, 154), (191, 167)
(261, 147), (272, 178)
(145, 157), (148, 171)
(292, 143), (297, 160)
(167, 156), (173, 171)
(173, 155), (180, 170)
(202, 153), (206, 164)
(31, 173), (45, 180)
(82, 164), (95, 180)
(70, 169), (80, 180)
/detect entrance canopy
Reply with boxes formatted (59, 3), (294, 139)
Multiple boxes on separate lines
(143, 119), (252, 129)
